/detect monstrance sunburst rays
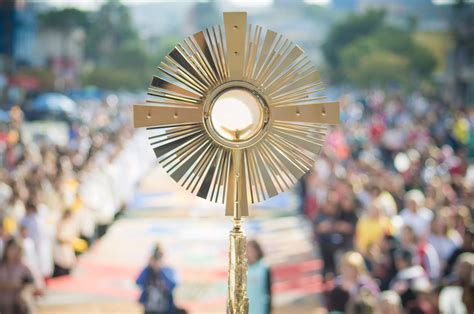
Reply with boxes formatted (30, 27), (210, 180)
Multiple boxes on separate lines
(134, 12), (339, 216)
(133, 12), (340, 313)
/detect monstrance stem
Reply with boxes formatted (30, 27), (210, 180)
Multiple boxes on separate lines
(227, 149), (249, 313)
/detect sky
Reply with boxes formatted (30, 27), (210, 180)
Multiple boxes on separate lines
(43, 0), (273, 11)
(41, 0), (461, 11)
(40, 0), (337, 11)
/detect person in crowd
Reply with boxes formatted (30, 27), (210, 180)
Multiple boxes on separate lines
(19, 200), (54, 280)
(390, 248), (431, 308)
(19, 202), (40, 253)
(398, 190), (433, 238)
(53, 210), (77, 277)
(450, 206), (471, 238)
(406, 287), (438, 314)
(303, 171), (320, 220)
(439, 252), (474, 314)
(371, 185), (398, 218)
(0, 238), (35, 314)
(18, 225), (44, 292)
(379, 290), (402, 314)
(461, 278), (474, 314)
(372, 235), (400, 291)
(247, 239), (272, 314)
(327, 285), (350, 313)
(348, 287), (378, 314)
(136, 244), (181, 314)
(428, 214), (458, 270)
(400, 224), (441, 281)
(335, 196), (358, 252)
(5, 187), (25, 233)
(444, 224), (474, 279)
(314, 196), (339, 278)
(355, 203), (391, 255)
(327, 251), (379, 312)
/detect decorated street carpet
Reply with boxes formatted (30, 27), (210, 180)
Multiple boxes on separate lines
(40, 167), (323, 313)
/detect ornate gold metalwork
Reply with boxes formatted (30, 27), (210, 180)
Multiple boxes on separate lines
(133, 11), (340, 314)
(228, 218), (249, 313)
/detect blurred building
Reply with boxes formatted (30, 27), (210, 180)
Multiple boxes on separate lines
(0, 0), (38, 68)
(35, 27), (85, 90)
(0, 0), (41, 107)
(449, 0), (474, 105)
(0, 0), (85, 101)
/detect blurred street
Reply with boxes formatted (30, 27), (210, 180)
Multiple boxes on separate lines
(38, 165), (322, 314)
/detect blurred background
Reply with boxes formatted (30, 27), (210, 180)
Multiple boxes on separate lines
(0, 0), (473, 314)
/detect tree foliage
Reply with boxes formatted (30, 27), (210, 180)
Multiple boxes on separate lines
(84, 0), (139, 64)
(192, 0), (219, 30)
(322, 10), (436, 88)
(322, 10), (386, 81)
(341, 43), (409, 87)
(39, 0), (181, 90)
(82, 66), (145, 91)
(39, 8), (90, 31)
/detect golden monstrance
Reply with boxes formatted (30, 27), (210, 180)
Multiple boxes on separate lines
(133, 11), (340, 313)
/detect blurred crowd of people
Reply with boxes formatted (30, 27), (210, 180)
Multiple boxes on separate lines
(0, 96), (152, 314)
(1, 87), (473, 314)
(305, 91), (474, 313)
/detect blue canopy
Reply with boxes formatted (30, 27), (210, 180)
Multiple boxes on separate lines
(67, 87), (103, 101)
(32, 93), (77, 114)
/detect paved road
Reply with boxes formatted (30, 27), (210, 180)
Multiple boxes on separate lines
(39, 166), (323, 313)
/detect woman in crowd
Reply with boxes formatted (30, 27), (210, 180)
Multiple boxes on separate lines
(355, 203), (391, 256)
(0, 239), (35, 314)
(327, 251), (379, 312)
(247, 239), (272, 314)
